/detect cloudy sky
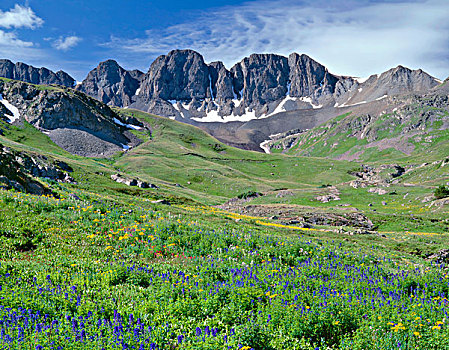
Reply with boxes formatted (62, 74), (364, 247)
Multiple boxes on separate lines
(0, 0), (447, 81)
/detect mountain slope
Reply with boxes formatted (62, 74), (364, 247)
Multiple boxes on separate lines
(263, 83), (449, 166)
(0, 78), (144, 157)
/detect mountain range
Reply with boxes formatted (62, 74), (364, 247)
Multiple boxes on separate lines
(0, 50), (446, 153)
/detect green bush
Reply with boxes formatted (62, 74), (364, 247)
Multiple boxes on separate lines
(434, 185), (449, 199)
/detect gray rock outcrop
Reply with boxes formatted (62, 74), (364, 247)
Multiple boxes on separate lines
(0, 143), (74, 195)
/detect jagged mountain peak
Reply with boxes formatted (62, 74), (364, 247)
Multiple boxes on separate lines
(68, 49), (442, 151)
(0, 59), (75, 87)
(139, 49), (211, 102)
(75, 59), (140, 107)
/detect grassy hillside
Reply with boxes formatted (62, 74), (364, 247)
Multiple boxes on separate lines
(114, 109), (355, 204)
(277, 99), (449, 166)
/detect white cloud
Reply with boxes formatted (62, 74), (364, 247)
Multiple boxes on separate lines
(0, 4), (43, 29)
(0, 29), (45, 64)
(53, 36), (82, 51)
(103, 0), (449, 79)
(0, 30), (33, 47)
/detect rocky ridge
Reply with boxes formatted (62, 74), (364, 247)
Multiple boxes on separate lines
(78, 50), (439, 123)
(75, 49), (441, 151)
(0, 59), (75, 87)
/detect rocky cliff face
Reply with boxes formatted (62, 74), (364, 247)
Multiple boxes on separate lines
(73, 49), (441, 151)
(75, 60), (141, 107)
(0, 59), (75, 87)
(77, 49), (441, 126)
(231, 53), (289, 107)
(0, 79), (144, 157)
(139, 49), (212, 101)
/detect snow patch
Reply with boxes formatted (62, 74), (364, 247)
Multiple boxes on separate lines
(0, 94), (20, 123)
(121, 144), (130, 151)
(358, 88), (363, 92)
(113, 117), (142, 130)
(260, 140), (271, 154)
(299, 96), (322, 109)
(337, 100), (367, 108)
(375, 95), (388, 101)
(286, 81), (291, 96)
(168, 100), (188, 119)
(232, 99), (242, 108)
(262, 95), (298, 118)
(232, 87), (238, 100)
(135, 88), (141, 96)
(192, 107), (257, 123)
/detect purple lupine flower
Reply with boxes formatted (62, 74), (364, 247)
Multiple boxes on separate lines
(134, 328), (140, 340)
(178, 335), (183, 344)
(196, 327), (202, 336)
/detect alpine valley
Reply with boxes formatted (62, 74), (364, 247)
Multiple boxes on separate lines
(0, 49), (448, 350)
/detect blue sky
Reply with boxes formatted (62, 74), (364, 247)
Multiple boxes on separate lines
(0, 0), (448, 81)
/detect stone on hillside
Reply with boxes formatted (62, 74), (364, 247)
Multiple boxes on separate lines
(368, 187), (387, 195)
(111, 173), (157, 188)
(427, 250), (449, 264)
(316, 194), (340, 202)
(429, 198), (449, 207)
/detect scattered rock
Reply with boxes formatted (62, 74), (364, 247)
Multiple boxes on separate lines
(427, 250), (449, 264)
(349, 180), (367, 189)
(421, 195), (433, 203)
(151, 199), (170, 205)
(368, 187), (388, 195)
(0, 143), (72, 195)
(111, 173), (157, 188)
(429, 198), (449, 207)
